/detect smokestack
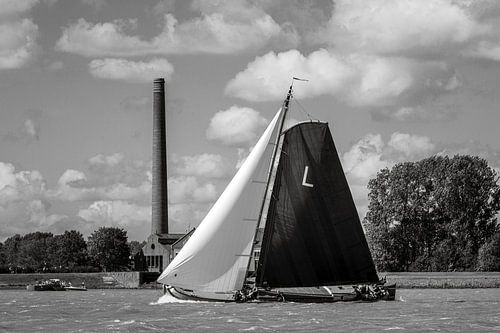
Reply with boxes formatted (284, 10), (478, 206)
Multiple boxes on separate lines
(152, 78), (168, 235)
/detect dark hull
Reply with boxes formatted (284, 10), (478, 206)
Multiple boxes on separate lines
(165, 284), (396, 303)
(27, 284), (66, 291)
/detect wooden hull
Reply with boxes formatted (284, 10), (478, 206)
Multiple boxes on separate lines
(164, 284), (396, 303)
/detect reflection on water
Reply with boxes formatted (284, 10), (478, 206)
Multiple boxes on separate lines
(0, 289), (499, 332)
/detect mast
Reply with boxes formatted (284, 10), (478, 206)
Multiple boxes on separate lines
(243, 82), (294, 289)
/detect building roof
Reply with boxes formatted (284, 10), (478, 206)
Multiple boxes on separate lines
(171, 228), (196, 248)
(157, 233), (185, 245)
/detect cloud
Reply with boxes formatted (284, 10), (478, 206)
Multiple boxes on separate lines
(24, 119), (39, 140)
(0, 0), (39, 18)
(88, 58), (174, 83)
(50, 168), (151, 203)
(206, 106), (269, 147)
(387, 133), (436, 158)
(56, 1), (297, 57)
(342, 134), (388, 182)
(225, 49), (353, 102)
(3, 118), (41, 143)
(77, 200), (151, 240)
(168, 176), (217, 204)
(78, 200), (150, 227)
(0, 156), (153, 241)
(342, 132), (437, 219)
(371, 105), (457, 123)
(226, 49), (459, 109)
(88, 153), (124, 168)
(168, 202), (212, 232)
(57, 169), (87, 187)
(315, 0), (486, 56)
(465, 41), (500, 61)
(171, 153), (229, 178)
(0, 18), (38, 69)
(0, 162), (65, 240)
(48, 154), (151, 203)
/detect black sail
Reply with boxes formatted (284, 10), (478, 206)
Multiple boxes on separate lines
(257, 122), (379, 288)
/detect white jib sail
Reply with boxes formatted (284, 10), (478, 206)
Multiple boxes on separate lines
(158, 108), (283, 296)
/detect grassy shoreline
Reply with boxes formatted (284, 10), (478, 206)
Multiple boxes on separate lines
(1, 272), (499, 290)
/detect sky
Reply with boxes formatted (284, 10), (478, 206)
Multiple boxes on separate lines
(1, 0), (500, 242)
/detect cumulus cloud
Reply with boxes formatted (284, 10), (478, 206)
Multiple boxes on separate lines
(465, 41), (500, 61)
(225, 49), (353, 102)
(225, 0), (500, 122)
(0, 0), (39, 18)
(78, 200), (149, 227)
(0, 155), (151, 240)
(0, 162), (66, 240)
(171, 153), (229, 178)
(49, 167), (151, 203)
(388, 133), (436, 158)
(78, 200), (151, 240)
(46, 154), (151, 203)
(88, 152), (124, 168)
(56, 1), (297, 57)
(315, 0), (485, 55)
(342, 134), (388, 182)
(168, 202), (212, 232)
(342, 132), (437, 218)
(168, 176), (217, 204)
(226, 49), (459, 110)
(88, 58), (173, 83)
(0, 18), (38, 69)
(206, 106), (269, 147)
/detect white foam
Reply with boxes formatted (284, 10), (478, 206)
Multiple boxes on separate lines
(152, 293), (202, 304)
(384, 327), (405, 330)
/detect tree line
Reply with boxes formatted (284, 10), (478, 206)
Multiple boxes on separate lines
(0, 227), (145, 274)
(364, 155), (500, 272)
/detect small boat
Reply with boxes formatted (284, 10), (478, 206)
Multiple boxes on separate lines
(158, 79), (396, 302)
(26, 279), (66, 291)
(64, 282), (87, 291)
(64, 286), (87, 291)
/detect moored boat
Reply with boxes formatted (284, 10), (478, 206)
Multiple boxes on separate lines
(26, 279), (67, 291)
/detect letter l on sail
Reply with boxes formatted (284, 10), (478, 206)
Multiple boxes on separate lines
(302, 166), (314, 188)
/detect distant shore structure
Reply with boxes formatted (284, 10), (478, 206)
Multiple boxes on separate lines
(141, 78), (190, 273)
(151, 78), (168, 236)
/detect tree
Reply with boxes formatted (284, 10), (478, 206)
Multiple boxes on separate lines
(364, 155), (500, 272)
(3, 234), (22, 271)
(477, 232), (500, 271)
(19, 232), (54, 272)
(48, 230), (88, 270)
(87, 227), (130, 271)
(0, 241), (5, 270)
(128, 240), (146, 256)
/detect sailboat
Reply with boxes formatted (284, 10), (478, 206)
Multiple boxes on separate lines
(157, 79), (396, 302)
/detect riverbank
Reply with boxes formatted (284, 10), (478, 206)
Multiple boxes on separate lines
(0, 272), (160, 290)
(382, 272), (500, 288)
(0, 272), (499, 290)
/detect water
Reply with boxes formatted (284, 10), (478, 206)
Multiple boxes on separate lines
(0, 289), (499, 332)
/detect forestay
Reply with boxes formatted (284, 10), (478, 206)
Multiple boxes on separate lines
(158, 108), (284, 296)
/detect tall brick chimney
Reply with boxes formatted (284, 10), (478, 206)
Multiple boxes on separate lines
(151, 78), (168, 235)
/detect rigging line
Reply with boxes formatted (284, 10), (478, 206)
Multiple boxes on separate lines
(292, 97), (320, 122)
